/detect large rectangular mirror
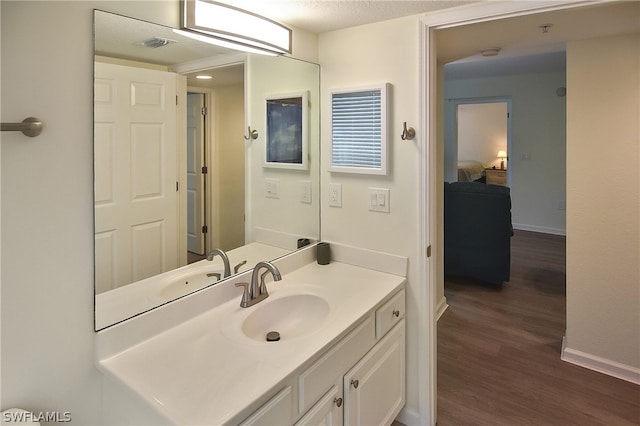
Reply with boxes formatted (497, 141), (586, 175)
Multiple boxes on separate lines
(94, 10), (320, 330)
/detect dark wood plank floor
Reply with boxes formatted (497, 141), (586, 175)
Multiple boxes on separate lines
(437, 230), (640, 426)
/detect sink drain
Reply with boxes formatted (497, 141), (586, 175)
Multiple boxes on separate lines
(266, 331), (280, 342)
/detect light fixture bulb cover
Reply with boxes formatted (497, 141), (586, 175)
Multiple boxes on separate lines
(497, 150), (507, 158)
(183, 0), (292, 54)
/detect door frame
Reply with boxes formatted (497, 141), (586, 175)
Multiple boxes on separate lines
(186, 86), (215, 254)
(450, 97), (512, 186)
(418, 1), (600, 424)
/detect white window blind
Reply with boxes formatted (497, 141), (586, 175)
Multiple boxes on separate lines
(330, 83), (388, 175)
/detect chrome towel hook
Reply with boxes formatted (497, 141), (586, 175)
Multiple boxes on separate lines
(243, 126), (258, 141)
(401, 122), (415, 141)
(1, 117), (43, 137)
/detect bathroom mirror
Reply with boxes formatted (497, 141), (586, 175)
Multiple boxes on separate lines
(94, 10), (320, 330)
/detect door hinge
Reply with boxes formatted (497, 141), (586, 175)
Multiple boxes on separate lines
(176, 181), (179, 191)
(202, 225), (208, 234)
(201, 165), (208, 174)
(426, 245), (432, 258)
(201, 106), (207, 116)
(176, 95), (178, 106)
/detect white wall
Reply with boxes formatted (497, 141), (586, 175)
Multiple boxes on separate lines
(445, 71), (567, 235)
(245, 55), (321, 248)
(319, 15), (424, 423)
(213, 83), (246, 251)
(565, 33), (640, 377)
(0, 1), (318, 423)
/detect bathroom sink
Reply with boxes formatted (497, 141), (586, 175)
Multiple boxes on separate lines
(241, 294), (330, 342)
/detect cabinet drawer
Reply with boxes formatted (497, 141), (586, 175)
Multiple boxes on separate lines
(486, 170), (507, 185)
(298, 315), (374, 414)
(295, 385), (343, 426)
(375, 289), (405, 340)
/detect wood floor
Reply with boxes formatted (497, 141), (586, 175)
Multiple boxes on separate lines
(437, 230), (640, 425)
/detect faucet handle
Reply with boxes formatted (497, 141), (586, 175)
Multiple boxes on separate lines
(235, 282), (251, 308)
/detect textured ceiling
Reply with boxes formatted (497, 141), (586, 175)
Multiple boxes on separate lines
(217, 0), (476, 33)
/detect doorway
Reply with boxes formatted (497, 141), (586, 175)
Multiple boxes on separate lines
(187, 92), (207, 258)
(449, 99), (511, 185)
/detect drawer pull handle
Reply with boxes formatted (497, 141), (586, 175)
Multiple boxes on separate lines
(351, 379), (359, 389)
(334, 397), (343, 408)
(393, 310), (400, 317)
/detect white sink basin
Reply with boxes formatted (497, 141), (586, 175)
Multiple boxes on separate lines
(241, 294), (330, 342)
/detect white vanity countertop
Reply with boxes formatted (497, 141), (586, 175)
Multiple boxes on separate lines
(97, 260), (405, 425)
(95, 242), (291, 330)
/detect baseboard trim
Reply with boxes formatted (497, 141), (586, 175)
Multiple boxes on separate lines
(396, 406), (420, 426)
(512, 223), (566, 236)
(436, 296), (449, 321)
(561, 336), (640, 385)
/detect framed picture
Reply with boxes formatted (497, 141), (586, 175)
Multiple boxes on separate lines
(264, 91), (309, 170)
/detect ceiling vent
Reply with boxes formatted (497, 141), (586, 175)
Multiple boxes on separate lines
(139, 37), (177, 48)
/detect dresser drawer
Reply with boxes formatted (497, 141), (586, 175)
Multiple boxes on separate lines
(486, 169), (507, 186)
(375, 289), (405, 339)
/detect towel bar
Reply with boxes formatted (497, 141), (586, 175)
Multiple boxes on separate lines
(1, 117), (43, 137)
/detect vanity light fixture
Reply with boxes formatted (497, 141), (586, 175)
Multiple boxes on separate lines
(181, 0), (292, 55)
(195, 75), (213, 79)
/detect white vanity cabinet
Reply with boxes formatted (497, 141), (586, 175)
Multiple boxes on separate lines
(239, 387), (294, 426)
(343, 321), (405, 426)
(239, 289), (406, 426)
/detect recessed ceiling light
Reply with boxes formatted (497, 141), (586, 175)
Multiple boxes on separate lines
(195, 75), (213, 80)
(481, 47), (501, 57)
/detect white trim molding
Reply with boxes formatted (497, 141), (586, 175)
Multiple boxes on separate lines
(562, 337), (640, 385)
(418, 1), (612, 424)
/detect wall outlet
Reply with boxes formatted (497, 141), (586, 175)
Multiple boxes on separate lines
(329, 183), (342, 207)
(368, 187), (390, 213)
(265, 178), (280, 199)
(300, 181), (312, 204)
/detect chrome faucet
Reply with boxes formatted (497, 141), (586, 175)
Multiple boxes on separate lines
(206, 249), (231, 278)
(235, 261), (282, 308)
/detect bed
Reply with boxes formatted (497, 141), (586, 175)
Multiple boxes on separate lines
(457, 160), (486, 183)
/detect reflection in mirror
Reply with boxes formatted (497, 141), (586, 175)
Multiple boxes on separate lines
(94, 10), (320, 330)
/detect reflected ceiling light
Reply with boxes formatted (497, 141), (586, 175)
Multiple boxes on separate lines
(195, 75), (213, 79)
(481, 47), (501, 57)
(172, 28), (277, 56)
(181, 0), (292, 55)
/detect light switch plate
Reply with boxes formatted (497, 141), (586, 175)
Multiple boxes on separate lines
(368, 187), (390, 213)
(300, 181), (312, 204)
(265, 178), (280, 199)
(329, 183), (342, 207)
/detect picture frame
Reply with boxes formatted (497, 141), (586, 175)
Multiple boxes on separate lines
(264, 91), (309, 170)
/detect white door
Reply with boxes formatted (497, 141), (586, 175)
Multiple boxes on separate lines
(94, 62), (179, 292)
(186, 92), (206, 255)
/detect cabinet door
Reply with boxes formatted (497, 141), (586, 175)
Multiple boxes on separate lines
(295, 385), (343, 426)
(344, 321), (405, 426)
(239, 386), (293, 426)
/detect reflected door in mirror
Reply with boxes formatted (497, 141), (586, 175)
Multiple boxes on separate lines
(94, 62), (180, 293)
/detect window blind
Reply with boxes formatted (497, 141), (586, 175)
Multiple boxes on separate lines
(331, 89), (383, 170)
